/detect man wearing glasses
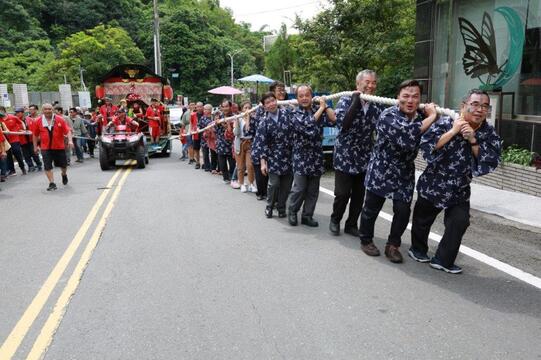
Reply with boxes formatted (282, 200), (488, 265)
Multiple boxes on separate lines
(409, 89), (501, 274)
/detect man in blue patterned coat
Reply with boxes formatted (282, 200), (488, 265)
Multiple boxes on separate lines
(329, 69), (383, 236)
(215, 100), (235, 184)
(409, 89), (501, 274)
(359, 80), (438, 263)
(257, 92), (293, 219)
(288, 85), (336, 227)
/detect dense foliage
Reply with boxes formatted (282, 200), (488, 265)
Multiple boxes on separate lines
(265, 0), (416, 97)
(0, 0), (415, 100)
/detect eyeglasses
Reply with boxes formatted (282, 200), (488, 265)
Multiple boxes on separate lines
(468, 102), (491, 111)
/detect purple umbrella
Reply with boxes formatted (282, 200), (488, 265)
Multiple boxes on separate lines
(208, 86), (243, 95)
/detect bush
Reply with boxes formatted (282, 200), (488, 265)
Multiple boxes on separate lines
(501, 145), (533, 167)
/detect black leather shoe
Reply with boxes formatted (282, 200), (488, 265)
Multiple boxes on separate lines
(256, 195), (265, 201)
(265, 207), (273, 218)
(301, 216), (319, 227)
(329, 220), (340, 235)
(344, 226), (359, 237)
(278, 211), (287, 218)
(288, 212), (298, 226)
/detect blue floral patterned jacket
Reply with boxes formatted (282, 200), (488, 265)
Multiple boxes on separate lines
(256, 108), (293, 175)
(249, 106), (266, 165)
(291, 105), (332, 176)
(417, 116), (501, 209)
(215, 120), (233, 156)
(198, 115), (212, 148)
(333, 95), (383, 175)
(365, 105), (424, 203)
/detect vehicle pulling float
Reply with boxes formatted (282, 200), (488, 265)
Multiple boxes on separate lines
(95, 64), (174, 170)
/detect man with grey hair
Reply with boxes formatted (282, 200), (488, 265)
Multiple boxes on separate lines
(329, 69), (383, 236)
(33, 103), (74, 191)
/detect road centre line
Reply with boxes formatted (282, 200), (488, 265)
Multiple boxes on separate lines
(27, 165), (133, 360)
(0, 164), (127, 360)
(319, 186), (541, 290)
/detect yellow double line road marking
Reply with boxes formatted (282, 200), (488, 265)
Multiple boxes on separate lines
(0, 161), (134, 360)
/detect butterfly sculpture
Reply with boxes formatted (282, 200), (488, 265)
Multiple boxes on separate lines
(458, 12), (508, 85)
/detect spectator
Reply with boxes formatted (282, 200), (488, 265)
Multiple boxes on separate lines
(83, 111), (97, 158)
(69, 107), (88, 163)
(233, 101), (256, 193)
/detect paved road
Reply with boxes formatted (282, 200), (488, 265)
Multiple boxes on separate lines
(1, 144), (540, 359)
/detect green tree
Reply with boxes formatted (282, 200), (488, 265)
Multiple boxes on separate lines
(264, 24), (295, 81)
(40, 25), (146, 90)
(288, 0), (415, 96)
(0, 40), (56, 90)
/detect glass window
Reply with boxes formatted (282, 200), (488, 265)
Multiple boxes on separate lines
(517, 1), (541, 115)
(446, 1), (530, 110)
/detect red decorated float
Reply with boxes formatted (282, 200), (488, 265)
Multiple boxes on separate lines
(96, 64), (174, 158)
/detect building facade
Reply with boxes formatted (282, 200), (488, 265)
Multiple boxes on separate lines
(415, 0), (541, 153)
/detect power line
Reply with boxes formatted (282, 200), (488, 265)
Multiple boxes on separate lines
(237, 1), (320, 17)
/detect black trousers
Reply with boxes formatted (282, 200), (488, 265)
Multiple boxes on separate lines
(21, 142), (36, 168)
(359, 190), (411, 246)
(88, 137), (96, 156)
(210, 149), (218, 171)
(288, 174), (320, 217)
(253, 163), (268, 197)
(218, 153), (235, 181)
(201, 146), (211, 170)
(330, 170), (366, 229)
(267, 173), (293, 213)
(411, 196), (470, 267)
(7, 142), (25, 172)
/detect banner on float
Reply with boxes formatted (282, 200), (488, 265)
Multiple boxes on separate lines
(12, 84), (29, 107)
(78, 91), (92, 108)
(59, 84), (73, 109)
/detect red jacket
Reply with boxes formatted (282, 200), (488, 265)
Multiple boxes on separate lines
(190, 112), (199, 140)
(33, 115), (71, 150)
(100, 104), (118, 120)
(146, 106), (161, 128)
(112, 115), (138, 132)
(2, 114), (24, 144)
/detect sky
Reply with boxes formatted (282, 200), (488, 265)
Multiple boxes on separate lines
(219, 0), (328, 33)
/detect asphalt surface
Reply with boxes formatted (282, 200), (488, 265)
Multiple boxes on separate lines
(1, 143), (540, 360)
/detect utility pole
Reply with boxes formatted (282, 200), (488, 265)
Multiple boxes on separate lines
(153, 0), (162, 76)
(227, 49), (242, 101)
(79, 65), (87, 91)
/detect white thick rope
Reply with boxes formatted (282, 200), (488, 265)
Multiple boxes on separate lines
(182, 91), (459, 137)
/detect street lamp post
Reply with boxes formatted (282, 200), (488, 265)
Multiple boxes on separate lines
(227, 49), (243, 100)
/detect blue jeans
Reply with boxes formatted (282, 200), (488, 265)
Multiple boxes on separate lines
(74, 137), (85, 160)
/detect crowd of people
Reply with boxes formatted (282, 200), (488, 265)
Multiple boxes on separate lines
(0, 96), (167, 191)
(0, 70), (502, 274)
(179, 71), (501, 274)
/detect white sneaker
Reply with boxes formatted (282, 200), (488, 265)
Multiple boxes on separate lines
(240, 184), (248, 193)
(250, 183), (257, 193)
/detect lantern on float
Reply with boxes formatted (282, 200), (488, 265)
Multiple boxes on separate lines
(95, 85), (105, 99)
(163, 85), (173, 101)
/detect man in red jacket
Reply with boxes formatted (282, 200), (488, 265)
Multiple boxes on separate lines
(0, 107), (27, 175)
(33, 103), (74, 191)
(99, 97), (118, 123)
(146, 98), (162, 145)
